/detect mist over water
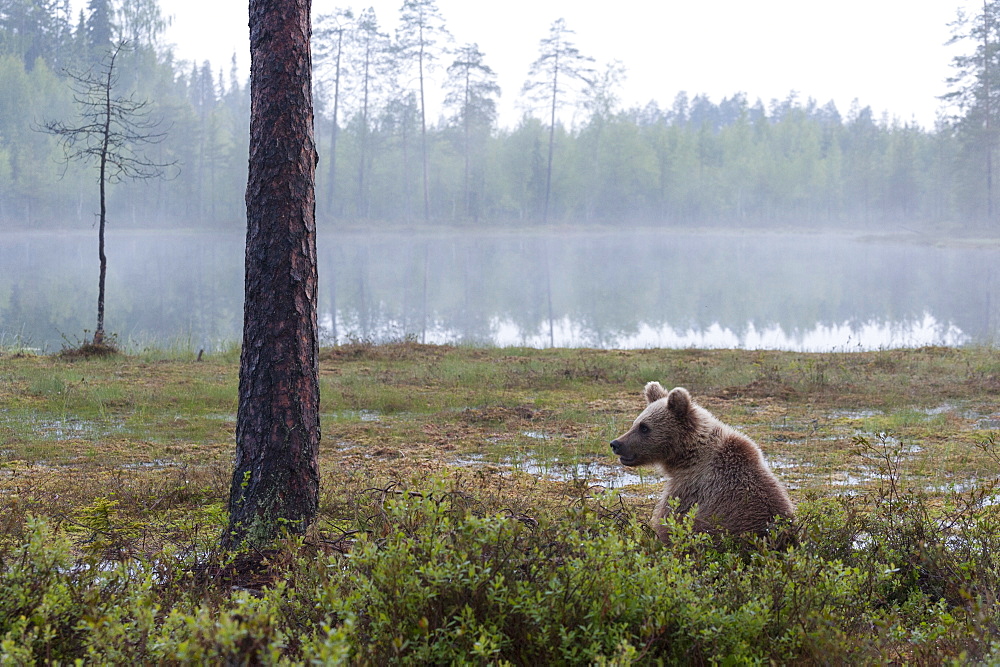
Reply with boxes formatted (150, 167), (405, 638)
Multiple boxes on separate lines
(2, 229), (994, 352)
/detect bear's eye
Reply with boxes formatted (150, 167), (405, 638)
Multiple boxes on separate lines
(638, 423), (650, 435)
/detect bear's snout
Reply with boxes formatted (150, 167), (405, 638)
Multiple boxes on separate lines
(611, 437), (642, 467)
(611, 438), (638, 466)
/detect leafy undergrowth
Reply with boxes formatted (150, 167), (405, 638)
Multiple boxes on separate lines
(2, 343), (1000, 661)
(3, 467), (1000, 664)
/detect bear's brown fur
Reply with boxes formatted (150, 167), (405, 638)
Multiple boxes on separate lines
(611, 382), (794, 542)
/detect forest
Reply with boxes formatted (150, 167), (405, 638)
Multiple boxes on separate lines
(1, 0), (998, 230)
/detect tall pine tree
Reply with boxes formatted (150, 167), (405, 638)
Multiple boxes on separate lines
(396, 0), (451, 223)
(944, 0), (1000, 224)
(522, 18), (594, 223)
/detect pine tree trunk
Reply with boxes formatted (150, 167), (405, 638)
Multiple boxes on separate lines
(543, 55), (559, 224)
(462, 70), (471, 220)
(325, 28), (343, 218)
(419, 50), (431, 224)
(224, 0), (320, 550)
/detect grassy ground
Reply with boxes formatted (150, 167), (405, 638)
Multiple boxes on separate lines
(2, 342), (1000, 662)
(0, 344), (994, 528)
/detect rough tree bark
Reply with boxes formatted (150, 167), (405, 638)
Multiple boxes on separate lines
(224, 0), (320, 550)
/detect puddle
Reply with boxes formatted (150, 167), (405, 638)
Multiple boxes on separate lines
(770, 435), (841, 445)
(921, 404), (959, 416)
(852, 532), (873, 549)
(831, 471), (880, 487)
(854, 433), (923, 457)
(0, 458), (186, 474)
(926, 481), (979, 494)
(768, 455), (815, 470)
(0, 460), (82, 476)
(978, 495), (1000, 507)
(827, 409), (882, 420)
(329, 410), (382, 423)
(769, 418), (819, 433)
(121, 459), (181, 470)
(0, 414), (124, 441)
(39, 418), (124, 440)
(829, 471), (992, 496)
(455, 452), (656, 489)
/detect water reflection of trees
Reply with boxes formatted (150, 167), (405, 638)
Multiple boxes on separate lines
(2, 231), (996, 351)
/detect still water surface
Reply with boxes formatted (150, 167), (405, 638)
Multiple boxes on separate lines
(2, 229), (995, 352)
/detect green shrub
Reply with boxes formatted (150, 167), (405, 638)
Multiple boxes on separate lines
(291, 483), (910, 664)
(0, 519), (87, 660)
(3, 469), (1000, 663)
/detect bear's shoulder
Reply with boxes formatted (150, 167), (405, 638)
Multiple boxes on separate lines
(706, 428), (770, 476)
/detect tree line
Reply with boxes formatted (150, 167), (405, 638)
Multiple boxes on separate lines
(1, 0), (997, 230)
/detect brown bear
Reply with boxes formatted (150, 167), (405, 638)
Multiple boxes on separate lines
(611, 382), (794, 542)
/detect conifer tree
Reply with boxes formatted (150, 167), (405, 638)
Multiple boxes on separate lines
(39, 41), (172, 346)
(522, 18), (594, 223)
(445, 43), (499, 220)
(84, 0), (112, 58)
(944, 0), (1000, 224)
(313, 7), (352, 218)
(396, 0), (451, 223)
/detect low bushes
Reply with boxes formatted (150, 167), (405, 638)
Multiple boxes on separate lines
(3, 464), (1000, 664)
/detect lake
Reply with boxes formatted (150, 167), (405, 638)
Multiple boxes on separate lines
(1, 229), (995, 352)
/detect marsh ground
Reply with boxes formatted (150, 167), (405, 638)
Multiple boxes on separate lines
(5, 343), (1000, 662)
(2, 343), (998, 551)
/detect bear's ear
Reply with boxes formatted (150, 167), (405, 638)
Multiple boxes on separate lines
(644, 381), (668, 404)
(667, 387), (692, 417)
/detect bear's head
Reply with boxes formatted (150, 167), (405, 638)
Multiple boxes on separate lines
(610, 382), (697, 469)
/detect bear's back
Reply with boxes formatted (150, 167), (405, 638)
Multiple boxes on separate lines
(656, 428), (794, 537)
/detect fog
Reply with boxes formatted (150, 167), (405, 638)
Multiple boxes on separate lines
(2, 229), (993, 353)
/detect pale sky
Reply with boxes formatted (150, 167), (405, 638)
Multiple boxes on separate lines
(88, 0), (980, 129)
